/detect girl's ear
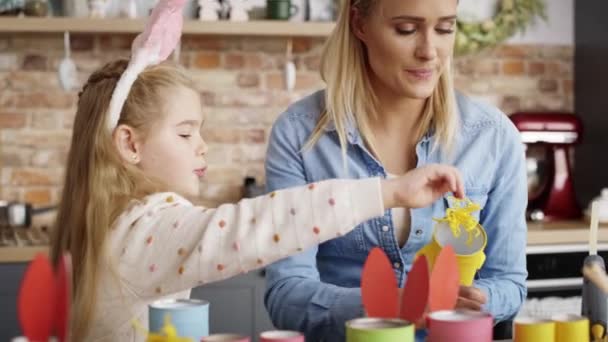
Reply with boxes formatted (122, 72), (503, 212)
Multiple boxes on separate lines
(113, 124), (142, 164)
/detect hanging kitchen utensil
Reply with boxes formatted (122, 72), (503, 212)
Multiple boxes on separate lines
(0, 201), (56, 228)
(58, 31), (78, 91)
(284, 38), (296, 92)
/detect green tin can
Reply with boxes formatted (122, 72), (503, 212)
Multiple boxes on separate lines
(346, 318), (414, 342)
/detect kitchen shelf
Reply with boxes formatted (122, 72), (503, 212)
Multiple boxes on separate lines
(0, 17), (335, 37)
(0, 246), (47, 263)
(527, 220), (608, 245)
(1, 221), (605, 263)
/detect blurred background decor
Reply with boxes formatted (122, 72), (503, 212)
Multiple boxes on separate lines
(456, 0), (546, 55)
(0, 0), (25, 15)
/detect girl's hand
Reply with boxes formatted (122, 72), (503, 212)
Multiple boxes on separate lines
(381, 164), (465, 209)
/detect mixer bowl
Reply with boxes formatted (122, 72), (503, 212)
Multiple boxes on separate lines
(526, 145), (550, 201)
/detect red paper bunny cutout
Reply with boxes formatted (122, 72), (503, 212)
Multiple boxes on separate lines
(17, 253), (72, 342)
(361, 246), (459, 325)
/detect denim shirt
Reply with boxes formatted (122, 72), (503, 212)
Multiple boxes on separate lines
(263, 90), (528, 341)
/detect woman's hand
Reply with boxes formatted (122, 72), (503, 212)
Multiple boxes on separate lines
(456, 286), (487, 311)
(381, 164), (465, 209)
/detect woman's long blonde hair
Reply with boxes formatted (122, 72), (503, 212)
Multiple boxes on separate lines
(50, 59), (194, 341)
(306, 0), (458, 160)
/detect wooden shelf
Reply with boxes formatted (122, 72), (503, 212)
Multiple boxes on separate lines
(0, 246), (47, 263)
(0, 17), (335, 36)
(2, 221), (606, 263)
(527, 220), (608, 246)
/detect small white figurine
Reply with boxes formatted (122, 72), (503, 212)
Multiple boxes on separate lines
(228, 0), (250, 22)
(88, 0), (108, 18)
(198, 0), (222, 21)
(119, 0), (138, 19)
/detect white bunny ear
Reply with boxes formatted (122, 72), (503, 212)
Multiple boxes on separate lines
(106, 0), (188, 132)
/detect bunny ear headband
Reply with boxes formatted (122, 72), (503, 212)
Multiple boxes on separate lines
(106, 0), (188, 132)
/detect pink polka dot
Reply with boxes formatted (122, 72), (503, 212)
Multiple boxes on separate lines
(233, 242), (241, 251)
(290, 208), (296, 215)
(219, 220), (226, 228)
(313, 227), (320, 235)
(173, 221), (179, 229)
(149, 264), (156, 272)
(328, 198), (335, 206)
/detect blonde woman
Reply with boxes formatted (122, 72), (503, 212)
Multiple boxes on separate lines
(264, 0), (527, 340)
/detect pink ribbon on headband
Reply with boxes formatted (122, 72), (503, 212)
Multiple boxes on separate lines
(106, 0), (187, 132)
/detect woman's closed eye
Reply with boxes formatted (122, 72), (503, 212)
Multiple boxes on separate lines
(436, 21), (455, 34)
(179, 134), (192, 139)
(395, 22), (455, 35)
(396, 24), (416, 35)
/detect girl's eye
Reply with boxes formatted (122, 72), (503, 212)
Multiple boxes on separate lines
(179, 134), (191, 139)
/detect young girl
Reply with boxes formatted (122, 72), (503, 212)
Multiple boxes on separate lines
(49, 3), (464, 341)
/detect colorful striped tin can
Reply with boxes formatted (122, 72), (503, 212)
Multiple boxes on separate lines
(513, 316), (555, 342)
(427, 310), (493, 342)
(259, 330), (304, 342)
(148, 298), (209, 340)
(346, 317), (414, 342)
(553, 314), (590, 342)
(201, 333), (251, 342)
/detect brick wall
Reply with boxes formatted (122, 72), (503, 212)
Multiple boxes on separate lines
(0, 33), (573, 207)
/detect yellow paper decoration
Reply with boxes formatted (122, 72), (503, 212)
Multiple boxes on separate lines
(434, 197), (483, 245)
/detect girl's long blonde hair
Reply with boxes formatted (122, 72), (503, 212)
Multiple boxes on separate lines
(306, 0), (458, 160)
(50, 59), (194, 341)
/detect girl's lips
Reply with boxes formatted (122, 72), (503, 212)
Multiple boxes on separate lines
(194, 168), (207, 177)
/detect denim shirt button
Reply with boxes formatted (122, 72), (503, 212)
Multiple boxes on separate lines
(382, 225), (389, 232)
(415, 229), (423, 236)
(393, 262), (401, 269)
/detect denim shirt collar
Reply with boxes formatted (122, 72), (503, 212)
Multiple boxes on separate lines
(323, 116), (435, 147)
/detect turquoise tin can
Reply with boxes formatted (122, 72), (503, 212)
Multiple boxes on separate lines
(149, 298), (210, 340)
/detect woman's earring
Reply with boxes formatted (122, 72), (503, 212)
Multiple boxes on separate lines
(132, 155), (138, 162)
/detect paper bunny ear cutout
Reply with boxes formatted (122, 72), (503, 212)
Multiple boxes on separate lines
(18, 253), (72, 342)
(361, 247), (459, 323)
(106, 0), (188, 131)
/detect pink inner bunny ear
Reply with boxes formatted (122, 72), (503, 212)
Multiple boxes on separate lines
(133, 0), (187, 62)
(361, 247), (399, 318)
(18, 253), (55, 341)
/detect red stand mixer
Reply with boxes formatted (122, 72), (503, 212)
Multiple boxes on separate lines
(510, 112), (584, 222)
